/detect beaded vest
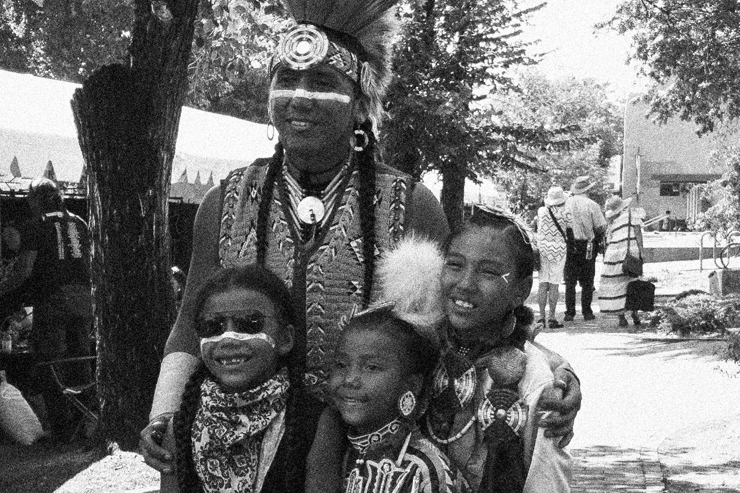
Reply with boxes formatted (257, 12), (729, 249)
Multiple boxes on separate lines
(219, 159), (410, 397)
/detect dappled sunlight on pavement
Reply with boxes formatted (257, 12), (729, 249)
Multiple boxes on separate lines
(535, 312), (740, 492)
(570, 446), (663, 493)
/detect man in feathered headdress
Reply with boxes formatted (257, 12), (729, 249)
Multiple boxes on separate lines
(142, 0), (450, 479)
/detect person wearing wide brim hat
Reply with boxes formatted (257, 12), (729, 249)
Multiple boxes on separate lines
(563, 176), (607, 322)
(537, 186), (570, 328)
(544, 186), (567, 206)
(599, 194), (645, 327)
(604, 195), (633, 220)
(570, 175), (596, 195)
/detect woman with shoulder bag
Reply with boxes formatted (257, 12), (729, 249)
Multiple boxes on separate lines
(536, 187), (571, 329)
(599, 196), (644, 327)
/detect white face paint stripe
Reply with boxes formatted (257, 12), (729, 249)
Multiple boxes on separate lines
(200, 332), (276, 352)
(270, 88), (351, 104)
(501, 272), (511, 284)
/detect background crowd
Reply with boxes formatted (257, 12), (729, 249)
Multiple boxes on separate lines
(533, 176), (647, 329)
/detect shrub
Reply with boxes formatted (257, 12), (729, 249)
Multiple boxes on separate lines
(650, 293), (740, 336)
(727, 331), (740, 363)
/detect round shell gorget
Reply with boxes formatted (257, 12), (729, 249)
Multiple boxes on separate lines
(296, 196), (325, 224)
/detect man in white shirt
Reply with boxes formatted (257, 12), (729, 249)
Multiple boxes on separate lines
(563, 176), (606, 321)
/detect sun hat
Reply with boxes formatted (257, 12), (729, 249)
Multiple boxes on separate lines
(604, 195), (633, 219)
(544, 186), (566, 206)
(570, 175), (595, 195)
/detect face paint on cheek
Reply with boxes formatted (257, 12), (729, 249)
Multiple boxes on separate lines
(199, 332), (276, 352)
(270, 88), (351, 104)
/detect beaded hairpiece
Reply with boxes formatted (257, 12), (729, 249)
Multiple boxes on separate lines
(470, 204), (534, 246)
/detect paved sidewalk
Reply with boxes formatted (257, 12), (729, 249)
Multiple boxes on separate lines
(536, 313), (740, 492)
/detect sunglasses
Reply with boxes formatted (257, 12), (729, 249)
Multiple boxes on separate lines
(471, 204), (533, 246)
(195, 310), (275, 338)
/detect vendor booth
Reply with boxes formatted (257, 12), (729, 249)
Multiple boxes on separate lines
(0, 70), (274, 408)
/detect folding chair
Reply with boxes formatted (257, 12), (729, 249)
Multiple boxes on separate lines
(35, 355), (98, 441)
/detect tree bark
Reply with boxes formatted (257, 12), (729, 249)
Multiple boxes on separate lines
(441, 164), (466, 232)
(71, 0), (198, 449)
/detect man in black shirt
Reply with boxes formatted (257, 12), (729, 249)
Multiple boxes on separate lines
(0, 178), (92, 440)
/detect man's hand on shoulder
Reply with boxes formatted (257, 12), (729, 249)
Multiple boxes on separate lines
(538, 366), (582, 448)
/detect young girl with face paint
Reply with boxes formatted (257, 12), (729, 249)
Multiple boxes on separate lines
(329, 304), (455, 493)
(427, 206), (572, 492)
(159, 265), (323, 493)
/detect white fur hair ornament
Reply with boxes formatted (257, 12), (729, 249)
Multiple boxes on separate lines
(375, 235), (445, 342)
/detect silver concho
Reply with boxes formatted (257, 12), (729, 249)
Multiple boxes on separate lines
(432, 364), (477, 408)
(277, 24), (329, 71)
(296, 196), (325, 224)
(477, 398), (527, 435)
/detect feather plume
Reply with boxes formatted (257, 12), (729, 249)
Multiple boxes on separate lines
(377, 235), (445, 341)
(283, 0), (399, 35)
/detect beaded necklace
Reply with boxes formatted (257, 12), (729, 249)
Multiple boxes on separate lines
(347, 418), (403, 455)
(281, 152), (354, 233)
(345, 419), (417, 493)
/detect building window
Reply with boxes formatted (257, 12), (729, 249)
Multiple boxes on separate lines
(659, 182), (681, 196)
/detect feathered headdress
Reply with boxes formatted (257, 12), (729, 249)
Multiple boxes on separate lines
(270, 0), (400, 129)
(369, 235), (445, 346)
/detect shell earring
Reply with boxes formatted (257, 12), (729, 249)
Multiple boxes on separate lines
(353, 129), (368, 151)
(398, 390), (417, 418)
(267, 120), (275, 141)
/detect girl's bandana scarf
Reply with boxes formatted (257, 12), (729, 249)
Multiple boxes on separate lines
(191, 368), (290, 493)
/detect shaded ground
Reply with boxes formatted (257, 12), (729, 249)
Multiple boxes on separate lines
(0, 438), (102, 493)
(0, 436), (159, 493)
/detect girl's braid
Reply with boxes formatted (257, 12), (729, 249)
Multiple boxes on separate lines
(262, 356), (306, 492)
(173, 364), (209, 493)
(257, 143), (284, 266)
(357, 120), (377, 308)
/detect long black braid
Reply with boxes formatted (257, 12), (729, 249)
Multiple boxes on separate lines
(356, 120), (377, 308)
(173, 364), (209, 493)
(256, 142), (284, 266)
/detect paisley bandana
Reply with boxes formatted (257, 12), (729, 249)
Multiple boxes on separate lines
(191, 368), (290, 493)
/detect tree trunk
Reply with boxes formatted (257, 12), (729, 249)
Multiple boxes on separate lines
(441, 164), (466, 232)
(71, 0), (198, 450)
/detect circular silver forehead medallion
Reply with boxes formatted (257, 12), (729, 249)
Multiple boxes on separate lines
(278, 24), (329, 71)
(296, 196), (325, 225)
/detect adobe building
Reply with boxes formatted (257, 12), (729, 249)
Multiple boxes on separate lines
(622, 95), (728, 227)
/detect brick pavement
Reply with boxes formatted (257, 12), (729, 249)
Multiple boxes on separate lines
(545, 315), (668, 492)
(537, 309), (740, 493)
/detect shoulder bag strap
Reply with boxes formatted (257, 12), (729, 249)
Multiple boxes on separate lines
(547, 207), (567, 241)
(625, 209), (642, 259)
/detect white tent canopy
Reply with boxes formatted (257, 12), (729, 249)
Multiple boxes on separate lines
(0, 69), (274, 187)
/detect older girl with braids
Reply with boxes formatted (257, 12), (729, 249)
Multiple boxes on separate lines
(426, 205), (572, 492)
(160, 265), (322, 493)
